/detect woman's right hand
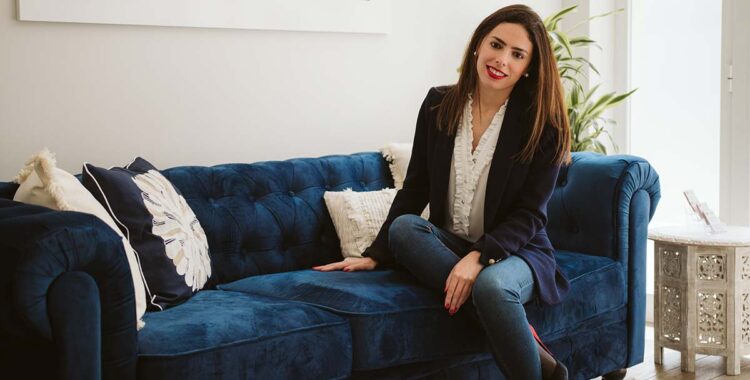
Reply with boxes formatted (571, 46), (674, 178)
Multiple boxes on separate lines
(312, 257), (378, 272)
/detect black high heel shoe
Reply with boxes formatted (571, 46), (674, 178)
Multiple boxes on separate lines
(529, 324), (568, 380)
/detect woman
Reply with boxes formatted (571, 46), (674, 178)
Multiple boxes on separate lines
(314, 4), (571, 379)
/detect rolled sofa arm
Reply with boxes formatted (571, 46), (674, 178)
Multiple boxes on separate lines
(0, 199), (137, 379)
(546, 152), (661, 262)
(546, 152), (661, 368)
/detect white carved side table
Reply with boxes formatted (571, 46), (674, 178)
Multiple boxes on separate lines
(650, 225), (750, 375)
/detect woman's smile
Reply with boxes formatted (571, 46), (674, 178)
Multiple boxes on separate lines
(486, 65), (508, 80)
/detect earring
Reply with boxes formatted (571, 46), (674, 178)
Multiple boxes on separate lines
(473, 51), (477, 56)
(524, 73), (529, 77)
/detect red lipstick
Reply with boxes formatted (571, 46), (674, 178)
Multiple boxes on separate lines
(486, 65), (507, 80)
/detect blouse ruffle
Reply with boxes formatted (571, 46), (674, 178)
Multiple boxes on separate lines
(449, 94), (507, 238)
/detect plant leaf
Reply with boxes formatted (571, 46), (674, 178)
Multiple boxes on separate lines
(550, 5), (632, 155)
(569, 37), (596, 46)
(544, 5), (578, 32)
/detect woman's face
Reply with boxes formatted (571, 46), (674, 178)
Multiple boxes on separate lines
(474, 22), (534, 96)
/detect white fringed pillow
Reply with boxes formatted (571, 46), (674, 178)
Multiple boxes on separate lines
(12, 149), (147, 330)
(324, 188), (398, 258)
(379, 143), (412, 190)
(379, 143), (430, 219)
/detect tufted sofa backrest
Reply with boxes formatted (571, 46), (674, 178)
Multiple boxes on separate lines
(160, 152), (392, 287)
(0, 151), (659, 287)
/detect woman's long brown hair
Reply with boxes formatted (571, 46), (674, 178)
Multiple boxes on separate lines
(435, 4), (571, 165)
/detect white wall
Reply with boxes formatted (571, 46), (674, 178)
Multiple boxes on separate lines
(630, 0), (722, 295)
(0, 0), (561, 179)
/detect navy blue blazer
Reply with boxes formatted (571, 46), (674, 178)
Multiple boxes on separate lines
(364, 85), (570, 305)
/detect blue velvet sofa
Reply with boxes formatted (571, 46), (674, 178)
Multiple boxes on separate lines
(0, 151), (660, 379)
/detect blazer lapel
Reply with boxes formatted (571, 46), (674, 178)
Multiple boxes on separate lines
(483, 95), (527, 226)
(429, 128), (455, 226)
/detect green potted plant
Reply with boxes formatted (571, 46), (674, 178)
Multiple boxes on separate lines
(545, 5), (636, 154)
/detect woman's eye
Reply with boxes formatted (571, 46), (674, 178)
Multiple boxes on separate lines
(490, 42), (501, 49)
(513, 52), (524, 59)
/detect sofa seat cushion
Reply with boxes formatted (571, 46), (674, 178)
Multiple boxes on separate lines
(136, 290), (352, 380)
(218, 270), (487, 371)
(526, 250), (626, 339)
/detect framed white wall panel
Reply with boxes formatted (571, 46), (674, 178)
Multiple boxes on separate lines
(612, 0), (632, 154)
(17, 0), (392, 34)
(720, 0), (750, 226)
(630, 0), (722, 321)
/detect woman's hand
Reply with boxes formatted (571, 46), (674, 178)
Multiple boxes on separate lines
(312, 257), (378, 272)
(445, 251), (484, 315)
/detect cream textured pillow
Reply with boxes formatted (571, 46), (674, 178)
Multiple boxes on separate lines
(324, 188), (398, 258)
(379, 143), (430, 219)
(13, 149), (147, 330)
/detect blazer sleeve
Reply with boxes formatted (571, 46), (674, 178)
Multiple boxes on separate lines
(470, 127), (563, 266)
(362, 87), (435, 268)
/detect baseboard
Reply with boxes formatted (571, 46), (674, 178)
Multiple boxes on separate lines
(646, 292), (654, 323)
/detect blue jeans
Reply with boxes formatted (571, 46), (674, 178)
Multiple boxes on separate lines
(389, 214), (541, 380)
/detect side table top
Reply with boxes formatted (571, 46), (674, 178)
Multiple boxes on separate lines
(648, 225), (750, 247)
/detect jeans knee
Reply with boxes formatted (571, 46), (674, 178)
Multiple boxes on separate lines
(388, 214), (423, 244)
(388, 214), (426, 260)
(472, 270), (520, 309)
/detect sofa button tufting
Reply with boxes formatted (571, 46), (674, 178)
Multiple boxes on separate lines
(325, 185), (331, 190)
(360, 181), (366, 187)
(288, 191), (295, 196)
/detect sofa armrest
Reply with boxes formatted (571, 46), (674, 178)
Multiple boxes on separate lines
(546, 152), (661, 367)
(547, 152), (661, 262)
(0, 199), (137, 379)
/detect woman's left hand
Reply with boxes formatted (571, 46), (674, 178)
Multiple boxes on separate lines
(444, 251), (484, 315)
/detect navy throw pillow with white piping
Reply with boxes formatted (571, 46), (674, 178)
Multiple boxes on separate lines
(82, 157), (211, 311)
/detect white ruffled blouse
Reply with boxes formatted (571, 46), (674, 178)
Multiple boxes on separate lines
(444, 94), (508, 242)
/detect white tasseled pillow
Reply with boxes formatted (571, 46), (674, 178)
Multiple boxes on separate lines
(324, 188), (398, 258)
(13, 149), (148, 330)
(379, 143), (413, 190)
(379, 143), (430, 219)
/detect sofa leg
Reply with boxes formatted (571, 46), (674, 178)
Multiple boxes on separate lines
(602, 368), (627, 380)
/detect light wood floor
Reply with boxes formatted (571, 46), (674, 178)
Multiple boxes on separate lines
(591, 324), (750, 379)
